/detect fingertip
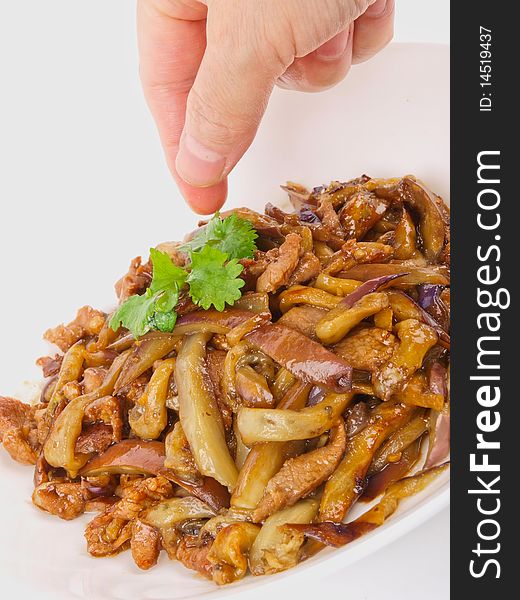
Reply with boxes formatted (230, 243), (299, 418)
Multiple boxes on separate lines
(178, 178), (228, 215)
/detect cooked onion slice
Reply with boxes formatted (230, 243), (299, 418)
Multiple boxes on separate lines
(245, 323), (352, 391)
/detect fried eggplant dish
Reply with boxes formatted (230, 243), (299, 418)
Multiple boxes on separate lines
(0, 175), (450, 584)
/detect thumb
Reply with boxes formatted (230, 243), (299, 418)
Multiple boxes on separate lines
(175, 24), (283, 187)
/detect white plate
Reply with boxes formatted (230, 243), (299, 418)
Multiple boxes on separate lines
(0, 42), (449, 600)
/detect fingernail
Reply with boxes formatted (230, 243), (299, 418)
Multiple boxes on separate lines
(365, 0), (388, 18)
(176, 133), (226, 187)
(316, 28), (350, 61)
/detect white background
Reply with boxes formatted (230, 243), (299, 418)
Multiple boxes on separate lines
(0, 1), (449, 599)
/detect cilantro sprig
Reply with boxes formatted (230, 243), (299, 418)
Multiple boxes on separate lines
(110, 213), (257, 338)
(110, 248), (187, 338)
(180, 212), (257, 260)
(187, 245), (245, 311)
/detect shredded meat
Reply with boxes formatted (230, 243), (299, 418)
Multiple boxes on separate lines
(334, 327), (397, 372)
(85, 497), (119, 512)
(154, 241), (188, 267)
(206, 349), (232, 430)
(44, 306), (106, 352)
(82, 367), (107, 394)
(85, 508), (134, 556)
(252, 419), (347, 521)
(32, 482), (86, 520)
(324, 240), (394, 275)
(131, 520), (162, 570)
(0, 396), (38, 465)
(84, 396), (123, 442)
(278, 305), (328, 340)
(62, 381), (82, 401)
(85, 476), (173, 557)
(316, 196), (345, 238)
(121, 373), (150, 404)
(114, 257), (152, 303)
(118, 475), (173, 504)
(256, 233), (301, 293)
(36, 354), (63, 378)
(287, 252), (321, 286)
(338, 190), (390, 239)
(176, 537), (214, 579)
(75, 423), (114, 454)
(164, 422), (200, 484)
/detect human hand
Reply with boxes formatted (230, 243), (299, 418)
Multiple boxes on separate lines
(138, 0), (395, 213)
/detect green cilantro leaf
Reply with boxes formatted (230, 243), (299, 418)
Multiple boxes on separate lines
(149, 247), (187, 294)
(182, 213), (257, 260)
(110, 215), (255, 337)
(149, 309), (177, 332)
(187, 245), (245, 311)
(109, 289), (158, 338)
(110, 249), (187, 338)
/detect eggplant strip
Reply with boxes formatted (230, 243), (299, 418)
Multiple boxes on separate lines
(425, 364), (450, 468)
(401, 177), (446, 262)
(393, 208), (418, 260)
(174, 308), (259, 338)
(372, 319), (438, 401)
(237, 392), (354, 445)
(235, 365), (275, 408)
(233, 417), (250, 470)
(315, 273), (407, 345)
(362, 437), (422, 501)
(286, 463), (449, 547)
(319, 402), (414, 522)
(314, 273), (362, 296)
(221, 341), (251, 409)
(80, 439), (165, 477)
(387, 290), (450, 347)
(141, 496), (216, 529)
(208, 523), (261, 585)
(373, 306), (393, 331)
(271, 368), (296, 402)
(278, 286), (342, 313)
(47, 342), (86, 413)
(245, 323), (353, 392)
(115, 333), (179, 392)
(248, 498), (320, 576)
(129, 358), (175, 440)
(226, 313), (271, 346)
(231, 381), (310, 510)
(316, 292), (389, 345)
(340, 264), (449, 286)
(44, 350), (130, 476)
(164, 422), (200, 483)
(393, 372), (444, 411)
(176, 333), (238, 491)
(233, 292), (270, 314)
(369, 412), (426, 475)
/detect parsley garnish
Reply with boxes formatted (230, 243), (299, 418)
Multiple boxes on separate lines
(110, 213), (256, 338)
